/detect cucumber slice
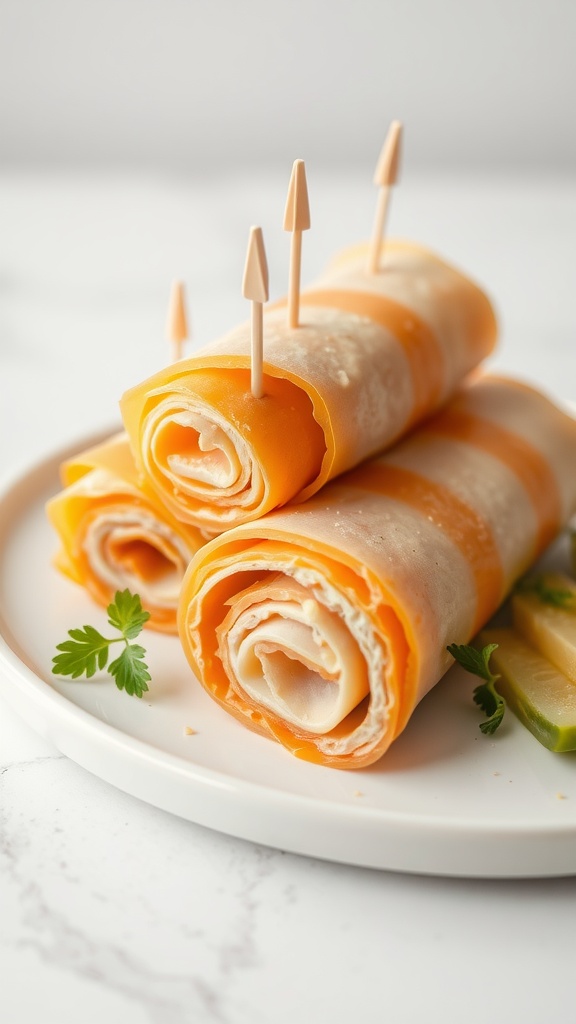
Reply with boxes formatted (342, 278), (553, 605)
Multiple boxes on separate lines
(512, 572), (576, 683)
(479, 628), (576, 752)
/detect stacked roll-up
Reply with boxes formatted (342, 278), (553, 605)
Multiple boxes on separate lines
(120, 240), (497, 534)
(177, 377), (576, 768)
(47, 434), (204, 633)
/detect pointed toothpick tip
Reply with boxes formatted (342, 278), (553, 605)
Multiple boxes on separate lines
(243, 226), (268, 398)
(373, 120), (403, 188)
(283, 158), (311, 232)
(242, 226), (269, 304)
(166, 280), (188, 345)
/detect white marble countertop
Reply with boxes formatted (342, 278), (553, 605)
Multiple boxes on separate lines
(1, 170), (576, 1024)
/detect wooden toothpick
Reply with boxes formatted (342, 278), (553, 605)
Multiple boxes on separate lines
(283, 159), (311, 328)
(367, 120), (403, 274)
(242, 226), (269, 399)
(165, 280), (189, 362)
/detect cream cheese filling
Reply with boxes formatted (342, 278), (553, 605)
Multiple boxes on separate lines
(228, 591), (370, 733)
(84, 511), (191, 608)
(142, 397), (265, 528)
(210, 568), (393, 753)
(166, 411), (242, 489)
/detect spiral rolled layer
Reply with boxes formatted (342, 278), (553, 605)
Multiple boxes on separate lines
(47, 434), (203, 633)
(178, 377), (576, 767)
(121, 241), (497, 533)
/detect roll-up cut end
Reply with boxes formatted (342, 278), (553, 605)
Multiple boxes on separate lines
(178, 376), (576, 769)
(178, 529), (412, 769)
(120, 240), (498, 535)
(218, 577), (371, 735)
(121, 364), (326, 535)
(47, 437), (204, 633)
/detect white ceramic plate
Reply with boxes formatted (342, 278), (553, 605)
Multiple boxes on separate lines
(1, 434), (576, 879)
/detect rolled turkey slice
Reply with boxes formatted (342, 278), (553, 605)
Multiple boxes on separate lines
(121, 240), (497, 534)
(46, 433), (204, 633)
(178, 376), (576, 767)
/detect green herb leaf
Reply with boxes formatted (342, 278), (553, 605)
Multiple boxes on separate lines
(107, 643), (147, 700)
(515, 575), (575, 610)
(107, 588), (151, 639)
(447, 641), (505, 734)
(446, 642), (499, 682)
(473, 683), (506, 735)
(52, 625), (112, 679)
(109, 644), (150, 697)
(52, 590), (151, 698)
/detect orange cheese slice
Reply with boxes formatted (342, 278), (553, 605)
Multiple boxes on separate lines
(47, 433), (204, 633)
(177, 376), (576, 767)
(121, 240), (497, 533)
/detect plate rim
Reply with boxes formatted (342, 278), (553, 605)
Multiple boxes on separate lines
(2, 432), (576, 877)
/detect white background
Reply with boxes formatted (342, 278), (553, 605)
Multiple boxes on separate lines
(1, 0), (575, 173)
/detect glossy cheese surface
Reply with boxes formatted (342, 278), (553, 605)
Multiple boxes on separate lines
(178, 376), (576, 768)
(121, 241), (497, 533)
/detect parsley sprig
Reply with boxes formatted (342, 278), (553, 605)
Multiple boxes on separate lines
(515, 574), (575, 610)
(52, 589), (151, 698)
(447, 642), (505, 735)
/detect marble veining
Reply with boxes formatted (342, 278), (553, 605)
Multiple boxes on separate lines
(0, 752), (291, 1023)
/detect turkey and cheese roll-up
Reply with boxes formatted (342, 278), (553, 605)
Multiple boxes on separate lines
(178, 377), (576, 768)
(47, 434), (204, 633)
(121, 241), (497, 534)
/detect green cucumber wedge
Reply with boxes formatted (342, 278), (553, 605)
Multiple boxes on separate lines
(479, 627), (576, 753)
(512, 572), (576, 683)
